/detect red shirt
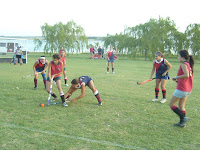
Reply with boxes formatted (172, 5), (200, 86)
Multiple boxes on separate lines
(90, 47), (93, 52)
(35, 59), (47, 68)
(50, 61), (63, 78)
(154, 58), (165, 73)
(176, 62), (193, 92)
(60, 56), (66, 67)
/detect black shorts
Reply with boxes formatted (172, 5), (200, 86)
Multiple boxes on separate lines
(16, 55), (21, 59)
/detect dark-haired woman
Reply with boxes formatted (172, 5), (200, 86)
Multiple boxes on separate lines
(150, 51), (172, 103)
(64, 76), (102, 106)
(46, 54), (67, 107)
(169, 50), (194, 128)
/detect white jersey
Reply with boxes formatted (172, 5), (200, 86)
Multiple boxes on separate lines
(16, 49), (22, 55)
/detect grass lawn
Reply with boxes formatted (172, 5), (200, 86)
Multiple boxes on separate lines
(0, 53), (200, 150)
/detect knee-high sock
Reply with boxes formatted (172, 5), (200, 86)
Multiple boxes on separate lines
(107, 67), (109, 72)
(60, 91), (65, 103)
(162, 89), (166, 98)
(64, 77), (68, 84)
(34, 78), (37, 87)
(171, 106), (184, 119)
(51, 93), (57, 98)
(94, 90), (102, 102)
(155, 88), (159, 98)
(112, 67), (114, 72)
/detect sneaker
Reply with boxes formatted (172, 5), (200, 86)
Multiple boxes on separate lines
(34, 86), (37, 90)
(152, 98), (158, 102)
(63, 102), (68, 107)
(180, 117), (189, 126)
(160, 98), (167, 103)
(107, 72), (109, 74)
(112, 72), (115, 74)
(98, 101), (102, 106)
(50, 97), (57, 102)
(174, 122), (186, 128)
(65, 84), (69, 87)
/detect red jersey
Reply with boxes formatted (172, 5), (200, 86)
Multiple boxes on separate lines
(60, 56), (66, 67)
(50, 61), (63, 78)
(90, 47), (94, 52)
(35, 59), (47, 68)
(154, 58), (166, 73)
(176, 62), (193, 92)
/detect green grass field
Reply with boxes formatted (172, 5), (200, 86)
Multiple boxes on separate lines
(0, 53), (200, 150)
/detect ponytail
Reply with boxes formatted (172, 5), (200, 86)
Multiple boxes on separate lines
(189, 55), (194, 74)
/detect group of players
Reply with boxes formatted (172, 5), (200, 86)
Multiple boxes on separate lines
(33, 47), (102, 107)
(150, 50), (194, 128)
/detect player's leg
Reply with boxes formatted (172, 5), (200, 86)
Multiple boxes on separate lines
(46, 78), (57, 99)
(152, 79), (161, 101)
(41, 72), (47, 89)
(178, 97), (189, 126)
(111, 62), (115, 74)
(20, 58), (23, 65)
(160, 79), (167, 103)
(34, 73), (39, 90)
(107, 62), (111, 73)
(63, 68), (68, 87)
(87, 80), (102, 106)
(55, 78), (67, 106)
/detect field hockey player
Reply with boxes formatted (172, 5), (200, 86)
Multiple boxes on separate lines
(46, 54), (67, 107)
(169, 50), (194, 128)
(150, 51), (172, 103)
(64, 76), (102, 106)
(60, 49), (68, 87)
(33, 56), (49, 90)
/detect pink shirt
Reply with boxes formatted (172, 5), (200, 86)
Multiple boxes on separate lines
(50, 61), (63, 78)
(176, 62), (193, 92)
(60, 56), (66, 67)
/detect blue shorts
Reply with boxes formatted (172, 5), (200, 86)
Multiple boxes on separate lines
(36, 68), (45, 72)
(108, 59), (114, 63)
(173, 89), (191, 98)
(156, 74), (169, 80)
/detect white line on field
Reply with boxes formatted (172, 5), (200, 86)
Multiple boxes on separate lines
(0, 122), (145, 150)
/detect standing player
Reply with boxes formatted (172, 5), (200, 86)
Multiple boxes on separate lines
(107, 46), (117, 74)
(150, 51), (172, 103)
(33, 56), (49, 90)
(14, 46), (23, 65)
(64, 76), (102, 106)
(46, 54), (67, 107)
(60, 50), (68, 86)
(169, 50), (194, 128)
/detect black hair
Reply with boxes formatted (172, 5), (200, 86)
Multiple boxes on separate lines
(41, 55), (45, 57)
(71, 79), (79, 85)
(179, 50), (194, 73)
(53, 53), (60, 60)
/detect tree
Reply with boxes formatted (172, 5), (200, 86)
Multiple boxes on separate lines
(34, 21), (88, 54)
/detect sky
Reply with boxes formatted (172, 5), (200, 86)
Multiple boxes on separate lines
(0, 0), (199, 37)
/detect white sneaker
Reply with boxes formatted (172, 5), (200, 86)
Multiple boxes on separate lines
(107, 72), (109, 74)
(160, 98), (167, 103)
(63, 102), (68, 107)
(152, 98), (158, 102)
(112, 72), (115, 74)
(65, 84), (69, 87)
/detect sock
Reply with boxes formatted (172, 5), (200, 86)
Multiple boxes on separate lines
(171, 106), (184, 119)
(64, 78), (68, 84)
(107, 67), (109, 72)
(155, 88), (159, 98)
(34, 78), (37, 87)
(94, 90), (102, 102)
(51, 93), (57, 98)
(112, 67), (114, 72)
(181, 110), (186, 117)
(60, 95), (65, 103)
(66, 94), (71, 99)
(43, 80), (46, 88)
(162, 89), (166, 99)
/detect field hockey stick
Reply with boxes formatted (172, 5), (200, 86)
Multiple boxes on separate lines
(137, 78), (156, 85)
(40, 101), (61, 107)
(47, 77), (53, 105)
(22, 72), (41, 79)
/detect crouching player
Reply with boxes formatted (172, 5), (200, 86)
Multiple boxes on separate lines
(46, 54), (67, 107)
(64, 76), (102, 106)
(33, 56), (49, 90)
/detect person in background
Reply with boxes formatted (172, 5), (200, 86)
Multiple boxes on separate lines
(150, 51), (172, 103)
(90, 46), (94, 59)
(98, 46), (102, 59)
(14, 46), (23, 65)
(169, 50), (194, 128)
(107, 46), (117, 74)
(60, 50), (68, 86)
(33, 56), (49, 90)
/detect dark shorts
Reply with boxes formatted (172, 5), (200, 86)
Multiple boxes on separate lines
(16, 55), (21, 59)
(36, 67), (45, 72)
(47, 76), (61, 82)
(156, 74), (169, 80)
(108, 59), (114, 63)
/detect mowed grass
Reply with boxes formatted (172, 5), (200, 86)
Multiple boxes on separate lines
(0, 53), (200, 150)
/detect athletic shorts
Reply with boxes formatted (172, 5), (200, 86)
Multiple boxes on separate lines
(16, 55), (21, 59)
(36, 67), (45, 72)
(47, 76), (61, 82)
(108, 59), (114, 63)
(156, 74), (169, 80)
(173, 89), (191, 98)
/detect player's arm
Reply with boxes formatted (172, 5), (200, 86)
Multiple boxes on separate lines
(162, 60), (172, 76)
(64, 86), (76, 99)
(71, 84), (85, 103)
(48, 63), (52, 79)
(33, 61), (39, 75)
(43, 60), (49, 73)
(150, 62), (156, 79)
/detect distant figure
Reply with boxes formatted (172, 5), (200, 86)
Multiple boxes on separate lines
(98, 46), (102, 59)
(33, 56), (49, 90)
(14, 46), (23, 65)
(90, 46), (94, 59)
(59, 46), (65, 56)
(60, 50), (68, 86)
(101, 47), (105, 59)
(107, 46), (117, 74)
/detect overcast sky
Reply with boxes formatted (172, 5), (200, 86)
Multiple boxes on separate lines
(0, 0), (199, 36)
